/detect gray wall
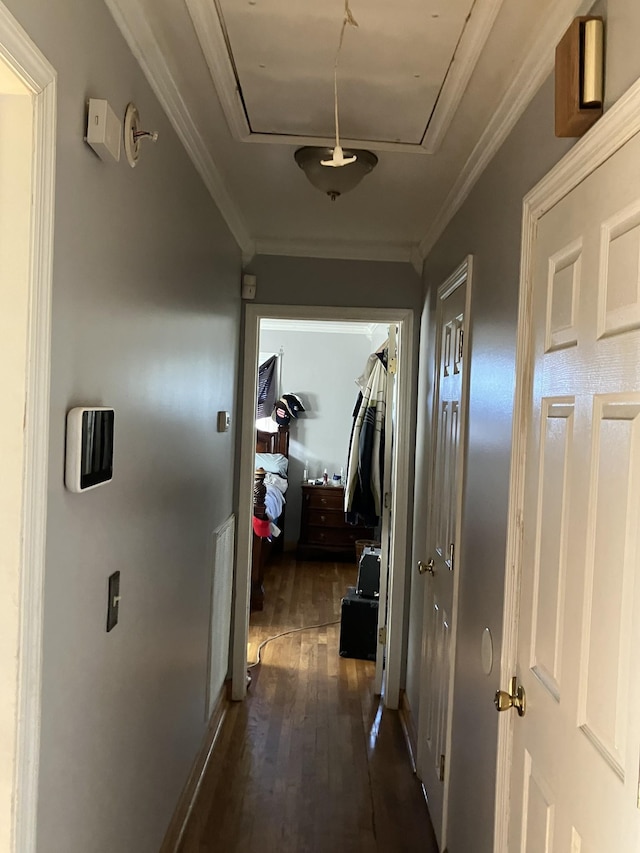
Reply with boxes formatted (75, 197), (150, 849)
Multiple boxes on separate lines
(408, 3), (640, 850)
(259, 325), (387, 547)
(247, 254), (422, 310)
(4, 1), (241, 851)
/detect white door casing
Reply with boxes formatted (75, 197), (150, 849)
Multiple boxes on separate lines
(417, 257), (473, 850)
(233, 305), (415, 710)
(374, 322), (396, 696)
(0, 5), (56, 852)
(496, 77), (640, 851)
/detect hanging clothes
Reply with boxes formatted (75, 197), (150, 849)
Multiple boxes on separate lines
(256, 355), (277, 419)
(344, 348), (387, 527)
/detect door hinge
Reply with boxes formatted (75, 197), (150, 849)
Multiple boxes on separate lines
(378, 626), (387, 646)
(439, 754), (445, 782)
(384, 491), (391, 509)
(388, 355), (397, 375)
(458, 328), (464, 362)
(448, 542), (455, 572)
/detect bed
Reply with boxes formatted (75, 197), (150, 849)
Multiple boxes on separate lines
(251, 425), (290, 610)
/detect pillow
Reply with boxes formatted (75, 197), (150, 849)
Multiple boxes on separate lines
(264, 472), (288, 494)
(255, 452), (289, 477)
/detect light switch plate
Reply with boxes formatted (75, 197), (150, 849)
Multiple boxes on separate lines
(107, 571), (120, 632)
(217, 411), (231, 432)
(241, 274), (256, 300)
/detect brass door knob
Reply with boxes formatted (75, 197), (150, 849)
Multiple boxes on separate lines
(418, 559), (435, 576)
(494, 677), (526, 717)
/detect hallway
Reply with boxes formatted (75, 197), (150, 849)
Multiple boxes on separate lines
(178, 558), (438, 853)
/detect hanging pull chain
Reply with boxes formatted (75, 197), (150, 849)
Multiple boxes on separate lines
(321, 0), (358, 168)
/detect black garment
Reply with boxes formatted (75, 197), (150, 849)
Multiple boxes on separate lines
(345, 350), (386, 528)
(257, 355), (277, 419)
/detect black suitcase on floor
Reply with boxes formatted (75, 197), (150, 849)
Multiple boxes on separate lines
(356, 547), (381, 599)
(339, 587), (378, 661)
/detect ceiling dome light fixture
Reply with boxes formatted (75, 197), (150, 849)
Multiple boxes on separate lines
(295, 146), (378, 201)
(295, 0), (378, 200)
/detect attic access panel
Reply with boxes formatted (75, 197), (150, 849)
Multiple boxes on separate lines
(214, 0), (476, 145)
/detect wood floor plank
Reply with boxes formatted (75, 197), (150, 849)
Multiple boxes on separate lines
(178, 556), (438, 853)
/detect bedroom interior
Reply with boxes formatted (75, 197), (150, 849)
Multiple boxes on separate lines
(249, 319), (389, 615)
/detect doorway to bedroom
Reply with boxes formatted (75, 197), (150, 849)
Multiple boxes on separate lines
(233, 306), (414, 713)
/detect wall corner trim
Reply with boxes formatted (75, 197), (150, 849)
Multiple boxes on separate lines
(104, 0), (255, 258)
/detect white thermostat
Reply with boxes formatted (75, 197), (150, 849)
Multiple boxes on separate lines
(85, 99), (121, 163)
(65, 407), (115, 493)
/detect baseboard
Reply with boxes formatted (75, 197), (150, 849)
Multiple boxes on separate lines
(160, 682), (230, 853)
(398, 689), (418, 774)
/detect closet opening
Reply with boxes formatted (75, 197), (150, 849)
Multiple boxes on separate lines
(233, 306), (415, 710)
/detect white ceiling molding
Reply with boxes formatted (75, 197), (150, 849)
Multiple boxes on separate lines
(260, 318), (379, 335)
(184, 0), (251, 143)
(104, 0), (255, 258)
(254, 237), (416, 265)
(421, 0), (505, 154)
(410, 246), (424, 277)
(186, 0), (502, 156)
(416, 0), (592, 263)
(243, 132), (427, 156)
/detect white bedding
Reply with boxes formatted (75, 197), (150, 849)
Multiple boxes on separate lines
(264, 482), (285, 522)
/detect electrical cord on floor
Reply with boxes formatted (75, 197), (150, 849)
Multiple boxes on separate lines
(247, 619), (340, 669)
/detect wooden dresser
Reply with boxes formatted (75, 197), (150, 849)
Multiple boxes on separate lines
(297, 484), (375, 560)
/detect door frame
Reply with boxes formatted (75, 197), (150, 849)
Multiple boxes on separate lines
(0, 4), (56, 852)
(494, 77), (640, 849)
(416, 256), (473, 849)
(232, 304), (415, 709)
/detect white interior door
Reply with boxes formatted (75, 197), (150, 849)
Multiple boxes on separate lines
(417, 263), (470, 850)
(506, 127), (640, 850)
(374, 323), (396, 696)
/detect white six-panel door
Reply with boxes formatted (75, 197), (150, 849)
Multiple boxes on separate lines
(418, 262), (471, 850)
(508, 126), (640, 850)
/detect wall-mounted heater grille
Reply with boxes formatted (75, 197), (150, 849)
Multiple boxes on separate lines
(206, 514), (235, 719)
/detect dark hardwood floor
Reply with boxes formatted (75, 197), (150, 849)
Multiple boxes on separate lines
(178, 556), (438, 853)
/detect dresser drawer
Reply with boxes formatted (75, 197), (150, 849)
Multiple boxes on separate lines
(306, 508), (344, 528)
(305, 525), (367, 547)
(304, 486), (344, 510)
(298, 484), (374, 560)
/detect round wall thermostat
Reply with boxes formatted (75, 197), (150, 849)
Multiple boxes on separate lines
(123, 102), (158, 168)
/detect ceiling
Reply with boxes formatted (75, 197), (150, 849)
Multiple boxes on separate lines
(105, 0), (588, 268)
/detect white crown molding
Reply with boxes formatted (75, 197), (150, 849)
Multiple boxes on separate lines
(260, 318), (380, 335)
(254, 237), (416, 265)
(187, 0), (502, 158)
(104, 0), (255, 258)
(417, 0), (592, 262)
(410, 245), (424, 277)
(185, 0), (251, 142)
(421, 0), (505, 154)
(244, 132), (427, 156)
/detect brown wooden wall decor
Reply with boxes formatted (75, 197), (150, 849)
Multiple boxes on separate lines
(555, 16), (604, 138)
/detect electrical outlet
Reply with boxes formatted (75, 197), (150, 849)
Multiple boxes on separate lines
(107, 571), (121, 632)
